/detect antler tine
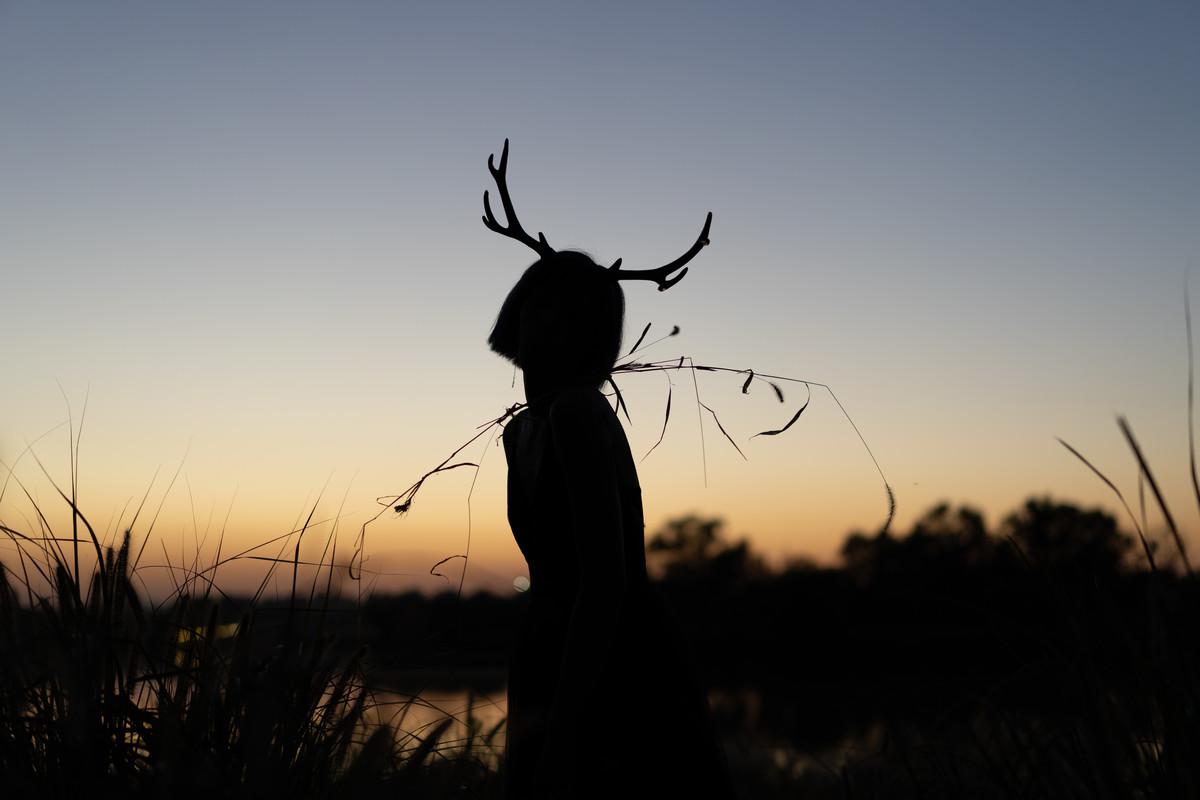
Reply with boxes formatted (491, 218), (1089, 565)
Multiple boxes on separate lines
(482, 138), (555, 258)
(609, 211), (713, 292)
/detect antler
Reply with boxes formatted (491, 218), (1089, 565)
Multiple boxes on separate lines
(608, 211), (713, 291)
(482, 138), (555, 259)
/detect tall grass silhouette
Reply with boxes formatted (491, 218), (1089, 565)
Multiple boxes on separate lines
(0, 418), (502, 798)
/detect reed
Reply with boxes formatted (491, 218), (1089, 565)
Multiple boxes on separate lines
(0, 431), (502, 798)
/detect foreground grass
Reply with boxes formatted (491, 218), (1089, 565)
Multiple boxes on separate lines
(0, 440), (505, 799)
(3, 410), (1199, 798)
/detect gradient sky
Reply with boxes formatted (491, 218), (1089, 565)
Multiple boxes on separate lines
(2, 1), (1199, 597)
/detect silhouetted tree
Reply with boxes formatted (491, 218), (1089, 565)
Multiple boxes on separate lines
(840, 502), (994, 585)
(1002, 497), (1133, 578)
(647, 515), (769, 585)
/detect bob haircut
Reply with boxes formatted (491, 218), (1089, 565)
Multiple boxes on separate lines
(488, 250), (625, 385)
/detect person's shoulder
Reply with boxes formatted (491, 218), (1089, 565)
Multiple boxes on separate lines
(547, 387), (617, 453)
(548, 387), (617, 466)
(548, 386), (612, 423)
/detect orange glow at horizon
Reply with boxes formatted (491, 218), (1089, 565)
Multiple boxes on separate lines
(4, 378), (1195, 602)
(3, 2), (1199, 601)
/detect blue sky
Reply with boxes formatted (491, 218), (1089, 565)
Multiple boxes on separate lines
(2, 1), (1199, 594)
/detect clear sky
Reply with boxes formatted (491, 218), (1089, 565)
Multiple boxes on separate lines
(3, 1), (1199, 597)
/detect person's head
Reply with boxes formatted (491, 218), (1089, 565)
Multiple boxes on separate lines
(488, 250), (625, 387)
(480, 139), (710, 388)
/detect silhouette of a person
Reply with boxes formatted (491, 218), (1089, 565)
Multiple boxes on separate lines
(490, 250), (739, 799)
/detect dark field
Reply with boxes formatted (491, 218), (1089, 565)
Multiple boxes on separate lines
(3, 482), (1198, 798)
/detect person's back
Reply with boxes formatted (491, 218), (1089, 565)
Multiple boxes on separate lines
(501, 386), (738, 798)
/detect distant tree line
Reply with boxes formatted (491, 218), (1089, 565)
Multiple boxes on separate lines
(347, 496), (1197, 752)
